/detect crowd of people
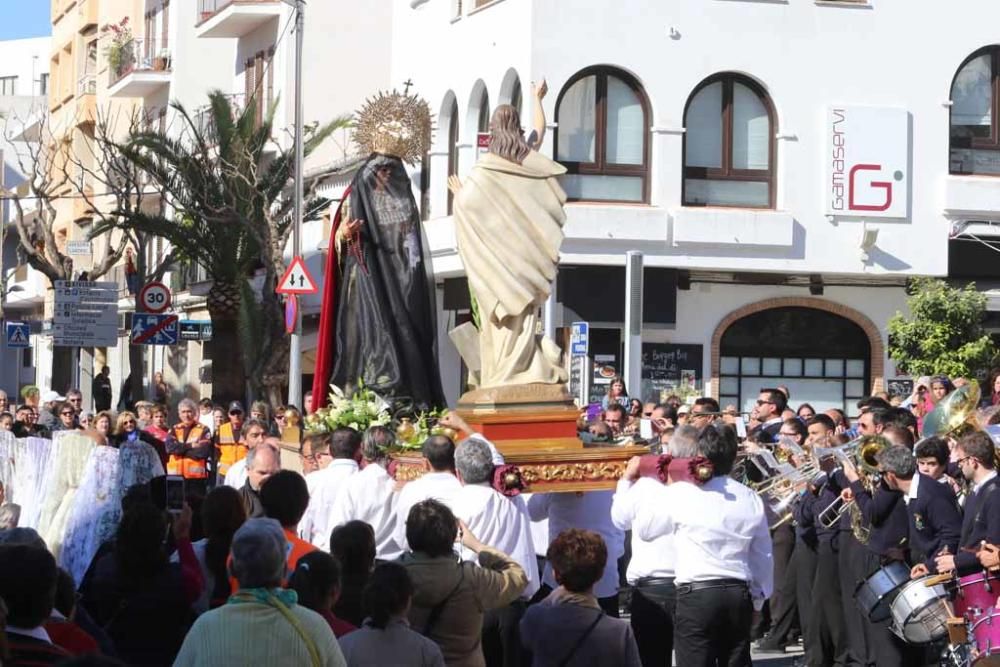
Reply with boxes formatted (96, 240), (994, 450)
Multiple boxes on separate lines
(0, 369), (998, 666)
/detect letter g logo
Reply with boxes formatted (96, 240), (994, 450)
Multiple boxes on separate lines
(848, 164), (892, 212)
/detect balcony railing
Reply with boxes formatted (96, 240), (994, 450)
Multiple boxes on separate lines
(198, 0), (276, 23)
(192, 93), (249, 144)
(109, 37), (172, 86)
(77, 73), (96, 96)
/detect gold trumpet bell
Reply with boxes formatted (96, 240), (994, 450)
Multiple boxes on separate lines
(922, 380), (981, 440)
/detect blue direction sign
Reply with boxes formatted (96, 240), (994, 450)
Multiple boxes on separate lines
(570, 322), (589, 355)
(131, 313), (180, 346)
(5, 322), (30, 349)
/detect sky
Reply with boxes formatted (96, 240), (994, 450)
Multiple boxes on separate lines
(0, 1), (53, 41)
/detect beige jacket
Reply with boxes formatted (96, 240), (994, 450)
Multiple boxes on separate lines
(403, 547), (528, 667)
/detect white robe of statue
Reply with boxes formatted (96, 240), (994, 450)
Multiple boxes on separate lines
(60, 446), (122, 585)
(37, 432), (97, 559)
(0, 431), (15, 504)
(453, 150), (568, 388)
(14, 436), (54, 529)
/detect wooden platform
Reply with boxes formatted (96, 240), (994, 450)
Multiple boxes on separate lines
(393, 383), (648, 492)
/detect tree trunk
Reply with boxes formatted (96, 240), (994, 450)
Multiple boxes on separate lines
(51, 347), (75, 394)
(206, 281), (245, 405)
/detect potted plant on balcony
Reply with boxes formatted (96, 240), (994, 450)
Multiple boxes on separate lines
(102, 17), (133, 78)
(153, 48), (171, 71)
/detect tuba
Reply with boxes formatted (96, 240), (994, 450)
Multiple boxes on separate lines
(919, 380), (981, 442)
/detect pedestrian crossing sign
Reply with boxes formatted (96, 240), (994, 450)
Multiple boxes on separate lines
(5, 322), (30, 349)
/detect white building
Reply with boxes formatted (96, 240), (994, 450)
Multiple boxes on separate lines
(390, 0), (1000, 414)
(0, 37), (51, 399)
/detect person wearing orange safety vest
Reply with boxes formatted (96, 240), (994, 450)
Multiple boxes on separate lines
(216, 401), (248, 484)
(165, 398), (213, 497)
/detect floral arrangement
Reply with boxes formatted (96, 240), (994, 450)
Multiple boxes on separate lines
(304, 384), (448, 453)
(102, 17), (133, 76)
(304, 384), (391, 434)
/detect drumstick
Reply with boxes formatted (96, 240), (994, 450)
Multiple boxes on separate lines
(923, 573), (953, 587)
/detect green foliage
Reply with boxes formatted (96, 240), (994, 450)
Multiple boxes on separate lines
(887, 277), (998, 378)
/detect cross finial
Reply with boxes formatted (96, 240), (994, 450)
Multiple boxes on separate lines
(403, 79), (414, 95)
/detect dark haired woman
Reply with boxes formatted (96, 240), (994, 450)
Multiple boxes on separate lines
(289, 551), (357, 638)
(194, 486), (245, 612)
(338, 562), (444, 666)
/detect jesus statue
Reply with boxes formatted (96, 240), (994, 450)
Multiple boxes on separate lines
(449, 82), (568, 389)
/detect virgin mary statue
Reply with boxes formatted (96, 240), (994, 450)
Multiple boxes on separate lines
(312, 90), (444, 412)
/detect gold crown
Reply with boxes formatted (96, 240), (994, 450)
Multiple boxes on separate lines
(354, 89), (432, 165)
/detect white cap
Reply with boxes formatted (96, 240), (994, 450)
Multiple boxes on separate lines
(41, 390), (65, 403)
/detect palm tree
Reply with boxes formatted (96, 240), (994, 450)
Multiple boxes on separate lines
(97, 90), (348, 402)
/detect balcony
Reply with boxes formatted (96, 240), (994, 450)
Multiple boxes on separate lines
(107, 38), (172, 98)
(196, 0), (283, 39)
(193, 93), (251, 143)
(76, 74), (97, 125)
(77, 0), (98, 31)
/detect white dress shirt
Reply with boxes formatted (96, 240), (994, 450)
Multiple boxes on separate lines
(634, 475), (774, 607)
(327, 462), (402, 561)
(612, 477), (676, 583)
(527, 490), (624, 599)
(394, 471), (463, 551)
(224, 458), (248, 490)
(450, 483), (540, 598)
(521, 493), (550, 557)
(904, 472), (921, 505)
(302, 458), (360, 550)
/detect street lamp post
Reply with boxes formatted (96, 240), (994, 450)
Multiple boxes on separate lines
(283, 0), (305, 410)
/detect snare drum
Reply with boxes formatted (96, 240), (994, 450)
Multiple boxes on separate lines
(889, 576), (950, 644)
(956, 571), (1000, 621)
(972, 609), (1000, 665)
(855, 561), (911, 622)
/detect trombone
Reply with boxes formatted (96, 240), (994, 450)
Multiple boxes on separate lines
(812, 435), (889, 534)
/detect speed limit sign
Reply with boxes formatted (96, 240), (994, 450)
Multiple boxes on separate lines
(139, 281), (172, 314)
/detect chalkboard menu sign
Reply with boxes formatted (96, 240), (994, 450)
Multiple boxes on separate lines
(640, 343), (704, 403)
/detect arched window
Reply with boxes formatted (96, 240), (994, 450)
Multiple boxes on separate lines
(477, 88), (490, 134)
(554, 66), (649, 203)
(951, 47), (1000, 175)
(447, 97), (459, 214)
(683, 74), (775, 208)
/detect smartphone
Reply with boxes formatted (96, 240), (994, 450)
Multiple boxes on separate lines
(639, 418), (653, 440)
(165, 475), (185, 514)
(735, 418), (748, 440)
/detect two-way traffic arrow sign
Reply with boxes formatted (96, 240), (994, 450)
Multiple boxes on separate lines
(276, 256), (318, 295)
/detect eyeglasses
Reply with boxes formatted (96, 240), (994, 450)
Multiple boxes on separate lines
(61, 411), (74, 416)
(123, 419), (136, 425)
(756, 400), (773, 406)
(229, 411), (242, 416)
(956, 456), (974, 466)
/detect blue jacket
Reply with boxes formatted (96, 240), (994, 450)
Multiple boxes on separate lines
(956, 476), (1000, 576)
(905, 473), (961, 571)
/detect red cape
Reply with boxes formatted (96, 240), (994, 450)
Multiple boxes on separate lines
(310, 187), (351, 410)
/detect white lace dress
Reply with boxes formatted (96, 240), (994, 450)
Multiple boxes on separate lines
(14, 436), (54, 529)
(60, 446), (122, 585)
(37, 432), (98, 559)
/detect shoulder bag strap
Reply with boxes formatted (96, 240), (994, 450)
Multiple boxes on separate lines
(422, 563), (465, 637)
(557, 609), (604, 667)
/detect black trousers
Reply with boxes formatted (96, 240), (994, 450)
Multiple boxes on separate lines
(858, 550), (921, 667)
(631, 581), (675, 667)
(482, 599), (527, 667)
(675, 580), (752, 667)
(838, 531), (869, 666)
(807, 535), (849, 667)
(766, 523), (798, 643)
(794, 541), (819, 662)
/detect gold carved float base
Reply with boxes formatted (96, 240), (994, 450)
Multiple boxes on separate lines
(394, 383), (647, 492)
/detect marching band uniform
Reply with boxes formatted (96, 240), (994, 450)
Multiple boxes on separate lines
(954, 471), (1000, 576)
(903, 472), (961, 571)
(807, 475), (851, 667)
(849, 476), (914, 667)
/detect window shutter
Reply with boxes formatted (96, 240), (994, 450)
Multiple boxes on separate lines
(161, 0), (170, 51)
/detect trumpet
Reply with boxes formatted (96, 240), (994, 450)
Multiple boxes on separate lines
(812, 434), (887, 476)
